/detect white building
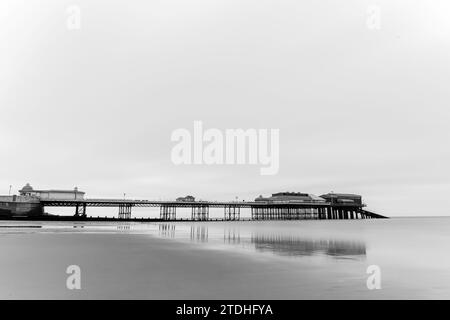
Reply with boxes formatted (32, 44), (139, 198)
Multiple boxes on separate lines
(19, 183), (85, 200)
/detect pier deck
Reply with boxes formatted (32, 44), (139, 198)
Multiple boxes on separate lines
(36, 198), (387, 221)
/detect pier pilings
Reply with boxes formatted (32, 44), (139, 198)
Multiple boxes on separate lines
(74, 203), (87, 217)
(224, 204), (240, 221)
(191, 205), (209, 221)
(119, 204), (132, 219)
(249, 205), (368, 221)
(160, 205), (176, 220)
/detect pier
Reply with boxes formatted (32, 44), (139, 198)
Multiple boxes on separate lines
(0, 185), (388, 221)
(38, 198), (386, 221)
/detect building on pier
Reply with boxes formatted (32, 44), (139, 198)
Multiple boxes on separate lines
(320, 193), (363, 206)
(19, 183), (85, 200)
(250, 191), (372, 220)
(252, 192), (325, 220)
(254, 192), (326, 204)
(176, 195), (196, 202)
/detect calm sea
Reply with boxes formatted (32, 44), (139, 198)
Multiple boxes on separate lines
(1, 217), (449, 299)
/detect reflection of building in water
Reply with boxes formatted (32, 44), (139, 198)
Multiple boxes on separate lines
(251, 234), (366, 259)
(190, 225), (208, 242)
(159, 224), (176, 238)
(117, 224), (131, 231)
(224, 228), (240, 244)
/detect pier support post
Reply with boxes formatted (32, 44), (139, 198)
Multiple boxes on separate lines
(119, 204), (132, 219)
(224, 205), (240, 221)
(252, 207), (264, 220)
(74, 203), (87, 217)
(192, 205), (209, 221)
(160, 205), (176, 220)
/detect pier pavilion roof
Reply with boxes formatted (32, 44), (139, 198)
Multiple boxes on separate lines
(19, 184), (85, 195)
(20, 183), (34, 193)
(255, 192), (326, 203)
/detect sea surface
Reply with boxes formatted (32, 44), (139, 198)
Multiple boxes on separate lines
(1, 217), (449, 299)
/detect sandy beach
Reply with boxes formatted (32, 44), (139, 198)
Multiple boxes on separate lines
(1, 219), (450, 299)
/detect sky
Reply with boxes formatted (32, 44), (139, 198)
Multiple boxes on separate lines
(1, 0), (450, 216)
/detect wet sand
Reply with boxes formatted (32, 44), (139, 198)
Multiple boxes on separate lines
(1, 219), (450, 299)
(0, 231), (372, 299)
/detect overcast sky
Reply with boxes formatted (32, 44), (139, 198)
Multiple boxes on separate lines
(1, 0), (449, 216)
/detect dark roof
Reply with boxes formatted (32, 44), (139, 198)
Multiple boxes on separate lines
(255, 192), (325, 202)
(321, 193), (361, 198)
(272, 192), (309, 197)
(20, 183), (34, 192)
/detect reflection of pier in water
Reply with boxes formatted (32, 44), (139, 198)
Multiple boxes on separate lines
(251, 234), (366, 259)
(155, 224), (365, 259)
(190, 225), (208, 242)
(159, 224), (176, 238)
(224, 228), (241, 244)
